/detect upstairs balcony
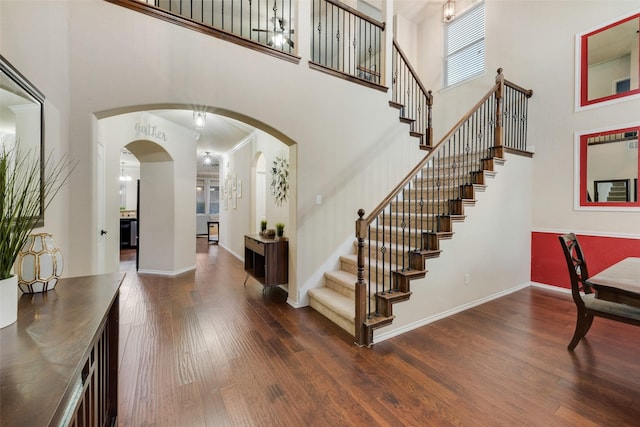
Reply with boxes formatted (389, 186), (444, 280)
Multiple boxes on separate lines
(108, 0), (386, 89)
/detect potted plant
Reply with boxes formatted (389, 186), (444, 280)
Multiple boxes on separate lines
(260, 220), (267, 236)
(0, 144), (74, 328)
(275, 223), (285, 239)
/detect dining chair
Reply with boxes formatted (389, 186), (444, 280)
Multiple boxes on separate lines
(558, 233), (640, 350)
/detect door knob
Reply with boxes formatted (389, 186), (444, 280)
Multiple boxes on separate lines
(100, 229), (108, 235)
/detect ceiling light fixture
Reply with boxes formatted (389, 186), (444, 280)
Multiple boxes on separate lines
(193, 111), (206, 130)
(203, 151), (212, 165)
(443, 0), (455, 22)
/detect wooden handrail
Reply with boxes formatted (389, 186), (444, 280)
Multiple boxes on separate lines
(324, 0), (386, 30)
(505, 80), (533, 98)
(392, 40), (429, 98)
(354, 69), (534, 346)
(358, 80), (501, 234)
(359, 69), (534, 233)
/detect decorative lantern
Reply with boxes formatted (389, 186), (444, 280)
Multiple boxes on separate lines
(16, 233), (64, 293)
(443, 0), (455, 22)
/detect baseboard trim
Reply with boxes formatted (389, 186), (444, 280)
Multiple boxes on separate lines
(137, 265), (196, 276)
(530, 281), (571, 295)
(373, 281), (532, 344)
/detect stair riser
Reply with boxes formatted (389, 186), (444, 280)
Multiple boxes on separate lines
(324, 274), (379, 305)
(369, 228), (422, 248)
(412, 176), (475, 188)
(323, 275), (355, 298)
(340, 259), (394, 283)
(391, 200), (449, 208)
(360, 246), (413, 269)
(308, 297), (355, 336)
(402, 188), (462, 199)
(378, 215), (438, 230)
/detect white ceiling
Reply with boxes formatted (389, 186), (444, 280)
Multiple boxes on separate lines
(120, 109), (255, 169)
(151, 109), (255, 155)
(393, 0), (432, 22)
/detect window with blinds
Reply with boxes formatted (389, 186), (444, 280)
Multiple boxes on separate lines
(444, 2), (485, 88)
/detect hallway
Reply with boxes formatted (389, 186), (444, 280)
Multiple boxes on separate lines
(116, 239), (640, 426)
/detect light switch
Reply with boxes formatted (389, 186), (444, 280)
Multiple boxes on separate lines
(315, 195), (322, 205)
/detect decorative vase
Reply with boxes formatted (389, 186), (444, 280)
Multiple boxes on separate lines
(16, 233), (64, 294)
(0, 275), (18, 328)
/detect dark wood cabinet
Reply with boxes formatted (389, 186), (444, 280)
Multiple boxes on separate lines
(0, 273), (124, 426)
(244, 234), (288, 289)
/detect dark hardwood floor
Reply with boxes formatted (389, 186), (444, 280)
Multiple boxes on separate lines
(118, 239), (640, 426)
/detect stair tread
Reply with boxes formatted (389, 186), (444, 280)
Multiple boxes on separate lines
(308, 287), (355, 319)
(340, 253), (420, 275)
(325, 269), (357, 289)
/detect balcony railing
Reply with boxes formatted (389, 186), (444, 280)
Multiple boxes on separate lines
(391, 39), (433, 148)
(310, 0), (385, 87)
(108, 0), (388, 85)
(109, 0), (297, 57)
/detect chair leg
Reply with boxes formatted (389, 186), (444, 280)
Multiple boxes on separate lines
(568, 311), (594, 351)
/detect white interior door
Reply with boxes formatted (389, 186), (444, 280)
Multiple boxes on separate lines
(96, 140), (106, 273)
(255, 154), (266, 232)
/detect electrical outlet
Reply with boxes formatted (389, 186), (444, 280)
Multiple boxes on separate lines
(464, 273), (470, 285)
(315, 195), (322, 205)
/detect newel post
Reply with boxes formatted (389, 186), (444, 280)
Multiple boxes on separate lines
(425, 90), (434, 148)
(354, 209), (367, 346)
(494, 68), (504, 148)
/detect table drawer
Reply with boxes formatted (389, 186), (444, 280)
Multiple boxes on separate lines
(245, 236), (265, 256)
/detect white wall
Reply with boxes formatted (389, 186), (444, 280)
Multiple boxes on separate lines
(417, 1), (640, 237)
(376, 152), (533, 341)
(1, 0), (422, 307)
(1, 0), (73, 274)
(98, 112), (196, 275)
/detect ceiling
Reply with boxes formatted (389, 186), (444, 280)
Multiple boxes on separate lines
(393, 0), (432, 22)
(151, 109), (255, 155)
(120, 109), (255, 169)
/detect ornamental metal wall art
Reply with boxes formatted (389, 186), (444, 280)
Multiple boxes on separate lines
(270, 153), (289, 206)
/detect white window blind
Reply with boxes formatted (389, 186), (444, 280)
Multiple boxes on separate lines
(444, 2), (485, 88)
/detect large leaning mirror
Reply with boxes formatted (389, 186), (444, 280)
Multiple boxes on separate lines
(576, 125), (639, 209)
(0, 55), (45, 224)
(577, 11), (640, 108)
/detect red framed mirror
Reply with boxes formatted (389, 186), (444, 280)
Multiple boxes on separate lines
(577, 11), (640, 108)
(578, 125), (640, 208)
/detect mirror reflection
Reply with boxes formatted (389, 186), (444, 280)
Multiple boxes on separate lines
(0, 55), (45, 221)
(580, 13), (640, 106)
(581, 127), (639, 206)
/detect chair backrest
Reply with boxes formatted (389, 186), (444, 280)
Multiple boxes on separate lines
(558, 233), (592, 305)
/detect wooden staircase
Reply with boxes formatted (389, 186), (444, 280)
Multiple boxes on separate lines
(309, 68), (533, 347)
(308, 156), (503, 339)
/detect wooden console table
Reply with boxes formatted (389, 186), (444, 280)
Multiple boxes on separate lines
(244, 234), (288, 292)
(0, 273), (124, 426)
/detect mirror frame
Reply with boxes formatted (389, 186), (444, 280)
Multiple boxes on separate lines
(0, 55), (45, 225)
(575, 124), (640, 210)
(576, 10), (640, 110)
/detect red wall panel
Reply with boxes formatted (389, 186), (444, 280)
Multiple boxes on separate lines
(531, 231), (640, 289)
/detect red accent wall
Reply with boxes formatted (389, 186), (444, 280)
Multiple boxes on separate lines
(531, 231), (640, 289)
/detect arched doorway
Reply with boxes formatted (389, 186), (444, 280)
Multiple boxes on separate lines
(96, 106), (297, 302)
